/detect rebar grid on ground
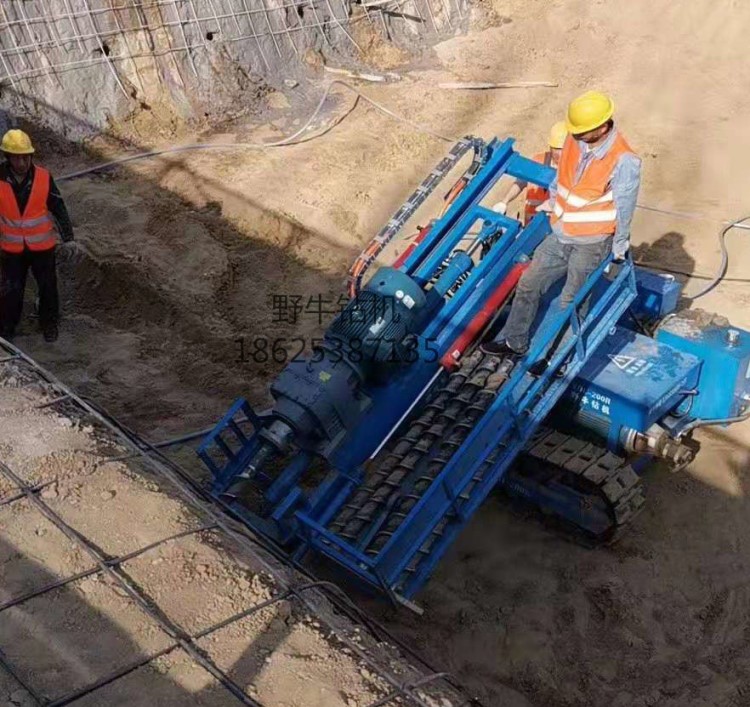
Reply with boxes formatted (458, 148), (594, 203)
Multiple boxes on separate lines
(0, 337), (477, 707)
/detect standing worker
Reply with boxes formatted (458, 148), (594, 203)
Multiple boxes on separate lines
(492, 120), (567, 224)
(482, 91), (641, 373)
(0, 129), (75, 342)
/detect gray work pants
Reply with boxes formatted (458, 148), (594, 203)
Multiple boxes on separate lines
(498, 236), (611, 352)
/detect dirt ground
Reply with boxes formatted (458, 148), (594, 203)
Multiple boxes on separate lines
(5, 0), (750, 705)
(0, 370), (465, 707)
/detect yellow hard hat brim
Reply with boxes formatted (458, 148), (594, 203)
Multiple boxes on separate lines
(548, 121), (568, 149)
(566, 105), (615, 136)
(1, 129), (35, 155)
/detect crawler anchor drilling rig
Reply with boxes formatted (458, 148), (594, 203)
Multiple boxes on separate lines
(198, 137), (750, 610)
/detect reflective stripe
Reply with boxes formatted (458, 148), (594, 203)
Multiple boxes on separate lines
(0, 214), (53, 230)
(526, 198), (545, 206)
(22, 214), (52, 228)
(589, 192), (614, 205)
(24, 230), (54, 243)
(1, 231), (55, 252)
(559, 209), (617, 223)
(1, 231), (53, 244)
(564, 192), (592, 208)
(558, 189), (614, 208)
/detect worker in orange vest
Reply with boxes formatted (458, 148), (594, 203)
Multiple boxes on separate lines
(482, 91), (641, 374)
(0, 130), (75, 342)
(492, 120), (567, 224)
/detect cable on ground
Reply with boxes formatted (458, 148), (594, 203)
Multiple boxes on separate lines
(58, 80), (455, 183)
(683, 215), (750, 299)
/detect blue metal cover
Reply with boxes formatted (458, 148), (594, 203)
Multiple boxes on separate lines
(631, 268), (683, 319)
(566, 327), (702, 432)
(656, 314), (750, 420)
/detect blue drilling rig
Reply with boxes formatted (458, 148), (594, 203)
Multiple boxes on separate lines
(198, 136), (750, 610)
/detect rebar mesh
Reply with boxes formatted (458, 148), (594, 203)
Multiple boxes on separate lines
(0, 337), (475, 707)
(0, 0), (460, 90)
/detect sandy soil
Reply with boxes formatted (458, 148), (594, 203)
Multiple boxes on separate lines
(5, 0), (750, 705)
(0, 375), (463, 706)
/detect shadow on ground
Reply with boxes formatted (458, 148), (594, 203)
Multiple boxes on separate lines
(0, 533), (292, 705)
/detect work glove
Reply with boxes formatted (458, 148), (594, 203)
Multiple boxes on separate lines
(491, 201), (507, 215)
(57, 238), (80, 263)
(535, 199), (553, 213)
(612, 245), (629, 263)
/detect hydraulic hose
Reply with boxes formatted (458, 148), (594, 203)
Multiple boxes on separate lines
(676, 407), (750, 438)
(685, 215), (750, 299)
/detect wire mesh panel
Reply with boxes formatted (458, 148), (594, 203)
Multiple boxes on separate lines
(0, 0), (461, 89)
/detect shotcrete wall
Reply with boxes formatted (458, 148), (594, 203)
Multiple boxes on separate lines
(0, 0), (465, 139)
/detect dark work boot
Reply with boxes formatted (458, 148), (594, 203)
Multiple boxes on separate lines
(528, 357), (566, 378)
(479, 340), (525, 359)
(43, 324), (59, 343)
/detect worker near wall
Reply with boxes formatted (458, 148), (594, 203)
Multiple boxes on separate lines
(0, 130), (75, 343)
(492, 120), (567, 224)
(481, 91), (641, 373)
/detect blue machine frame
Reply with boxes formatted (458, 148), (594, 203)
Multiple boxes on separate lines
(198, 136), (640, 607)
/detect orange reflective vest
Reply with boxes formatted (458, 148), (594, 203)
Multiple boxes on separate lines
(524, 151), (552, 225)
(551, 133), (636, 237)
(0, 166), (56, 253)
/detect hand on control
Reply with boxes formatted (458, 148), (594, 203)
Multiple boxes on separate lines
(612, 246), (629, 263)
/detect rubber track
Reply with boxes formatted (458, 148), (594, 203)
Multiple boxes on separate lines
(508, 426), (646, 545)
(327, 350), (645, 587)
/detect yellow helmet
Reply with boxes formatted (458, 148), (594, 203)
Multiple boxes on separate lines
(1, 129), (35, 155)
(566, 91), (615, 135)
(548, 120), (568, 149)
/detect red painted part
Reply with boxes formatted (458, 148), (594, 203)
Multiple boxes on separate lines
(393, 223), (432, 269)
(439, 261), (529, 370)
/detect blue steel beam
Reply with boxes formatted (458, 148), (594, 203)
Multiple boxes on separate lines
(505, 152), (556, 187)
(401, 138), (513, 280)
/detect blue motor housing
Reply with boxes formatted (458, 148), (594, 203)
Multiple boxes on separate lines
(269, 266), (429, 456)
(326, 266), (428, 373)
